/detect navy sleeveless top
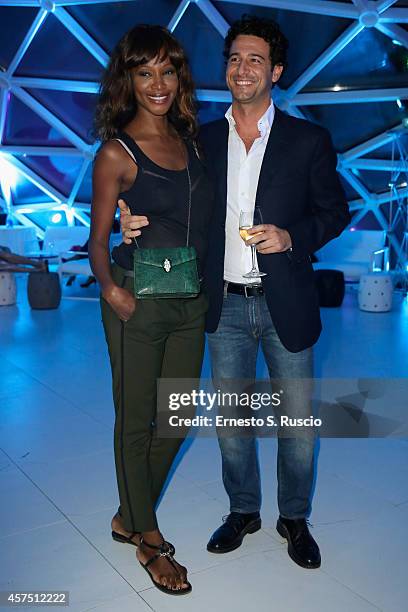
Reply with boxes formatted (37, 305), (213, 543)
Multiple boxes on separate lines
(111, 131), (214, 273)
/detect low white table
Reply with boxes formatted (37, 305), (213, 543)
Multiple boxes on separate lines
(0, 226), (38, 255)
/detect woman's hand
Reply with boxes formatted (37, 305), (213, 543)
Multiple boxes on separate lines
(103, 284), (136, 322)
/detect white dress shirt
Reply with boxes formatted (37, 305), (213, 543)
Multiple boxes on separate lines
(224, 100), (275, 284)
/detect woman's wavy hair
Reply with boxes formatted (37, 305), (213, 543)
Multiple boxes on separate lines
(94, 25), (197, 141)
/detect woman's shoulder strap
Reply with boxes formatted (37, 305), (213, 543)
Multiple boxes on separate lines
(111, 131), (141, 167)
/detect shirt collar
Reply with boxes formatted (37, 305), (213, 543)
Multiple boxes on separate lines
(225, 99), (275, 138)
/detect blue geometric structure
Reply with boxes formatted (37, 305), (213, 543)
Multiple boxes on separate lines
(0, 0), (407, 264)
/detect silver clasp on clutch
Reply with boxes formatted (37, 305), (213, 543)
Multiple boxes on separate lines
(163, 258), (172, 273)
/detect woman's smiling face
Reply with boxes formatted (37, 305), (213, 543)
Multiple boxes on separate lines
(132, 55), (179, 117)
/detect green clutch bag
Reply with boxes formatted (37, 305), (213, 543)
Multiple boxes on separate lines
(133, 246), (200, 299)
(129, 144), (200, 300)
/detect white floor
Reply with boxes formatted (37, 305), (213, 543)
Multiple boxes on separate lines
(1, 278), (407, 612)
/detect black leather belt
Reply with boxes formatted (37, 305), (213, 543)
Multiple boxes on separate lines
(225, 281), (264, 297)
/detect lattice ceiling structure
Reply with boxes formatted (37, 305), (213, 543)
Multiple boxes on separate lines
(0, 0), (408, 262)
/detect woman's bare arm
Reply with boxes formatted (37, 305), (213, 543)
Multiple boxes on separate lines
(89, 141), (137, 321)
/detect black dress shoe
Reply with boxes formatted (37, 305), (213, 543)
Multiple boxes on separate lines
(207, 512), (261, 554)
(276, 516), (321, 569)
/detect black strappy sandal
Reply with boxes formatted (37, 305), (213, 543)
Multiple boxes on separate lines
(111, 530), (140, 547)
(111, 530), (176, 555)
(138, 537), (192, 596)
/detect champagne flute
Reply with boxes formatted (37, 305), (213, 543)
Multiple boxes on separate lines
(239, 207), (266, 279)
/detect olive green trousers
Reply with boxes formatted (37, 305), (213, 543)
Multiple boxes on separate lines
(101, 264), (207, 532)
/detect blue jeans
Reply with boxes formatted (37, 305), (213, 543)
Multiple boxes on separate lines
(207, 290), (315, 519)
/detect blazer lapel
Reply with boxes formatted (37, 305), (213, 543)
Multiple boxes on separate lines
(255, 107), (290, 207)
(215, 118), (229, 217)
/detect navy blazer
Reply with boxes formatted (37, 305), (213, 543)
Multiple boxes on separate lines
(199, 107), (351, 353)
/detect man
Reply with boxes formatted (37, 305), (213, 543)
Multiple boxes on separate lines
(119, 15), (350, 569)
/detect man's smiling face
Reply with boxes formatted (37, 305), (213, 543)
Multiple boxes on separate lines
(225, 34), (283, 105)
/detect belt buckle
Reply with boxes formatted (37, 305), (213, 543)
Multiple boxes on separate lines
(244, 284), (254, 298)
(244, 283), (262, 298)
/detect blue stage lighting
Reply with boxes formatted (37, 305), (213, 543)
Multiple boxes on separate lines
(0, 156), (20, 224)
(51, 213), (62, 224)
(0, 156), (18, 194)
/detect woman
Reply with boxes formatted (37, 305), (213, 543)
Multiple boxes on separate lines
(0, 246), (47, 273)
(89, 24), (213, 595)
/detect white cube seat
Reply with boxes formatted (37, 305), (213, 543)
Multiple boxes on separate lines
(358, 273), (393, 312)
(0, 271), (17, 306)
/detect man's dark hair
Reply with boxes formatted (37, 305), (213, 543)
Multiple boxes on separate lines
(223, 14), (288, 69)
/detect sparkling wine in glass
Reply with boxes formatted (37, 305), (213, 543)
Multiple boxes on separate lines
(239, 207), (266, 279)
